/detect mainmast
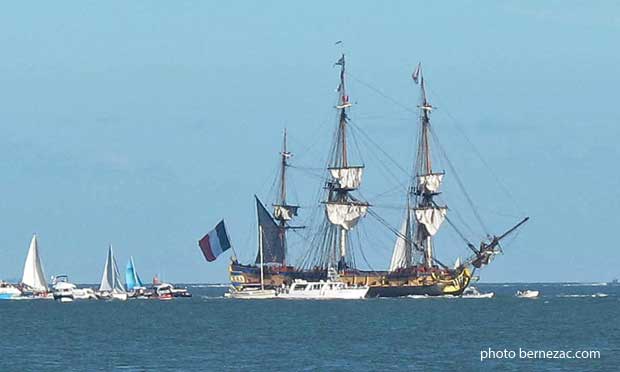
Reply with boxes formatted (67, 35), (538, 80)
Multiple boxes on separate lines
(324, 54), (369, 272)
(411, 65), (447, 268)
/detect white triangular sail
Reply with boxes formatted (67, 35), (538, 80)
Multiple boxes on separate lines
(414, 207), (447, 236)
(21, 234), (48, 292)
(389, 215), (410, 272)
(329, 167), (364, 190)
(325, 202), (368, 230)
(417, 173), (444, 193)
(99, 246), (126, 293)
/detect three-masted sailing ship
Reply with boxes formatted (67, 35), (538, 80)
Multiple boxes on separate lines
(229, 55), (528, 297)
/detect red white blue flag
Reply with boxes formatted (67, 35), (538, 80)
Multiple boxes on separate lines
(199, 220), (232, 262)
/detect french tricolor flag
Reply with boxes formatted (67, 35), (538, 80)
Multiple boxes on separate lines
(199, 220), (232, 262)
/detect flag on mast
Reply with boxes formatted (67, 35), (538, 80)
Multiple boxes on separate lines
(199, 220), (232, 262)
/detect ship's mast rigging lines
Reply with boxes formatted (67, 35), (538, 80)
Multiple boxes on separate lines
(303, 54), (371, 272)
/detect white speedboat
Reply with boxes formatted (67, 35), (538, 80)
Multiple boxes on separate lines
(0, 281), (22, 300)
(153, 283), (175, 300)
(225, 285), (277, 299)
(97, 291), (128, 301)
(461, 286), (494, 298)
(516, 290), (540, 298)
(52, 276), (75, 302)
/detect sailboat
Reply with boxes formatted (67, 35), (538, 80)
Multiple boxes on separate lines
(228, 55), (528, 297)
(20, 234), (50, 298)
(97, 245), (128, 301)
(227, 130), (300, 298)
(226, 224), (278, 299)
(125, 256), (150, 298)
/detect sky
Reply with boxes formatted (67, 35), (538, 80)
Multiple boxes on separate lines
(1, 1), (619, 283)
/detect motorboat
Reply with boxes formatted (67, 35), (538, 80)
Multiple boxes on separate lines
(277, 279), (369, 300)
(52, 276), (75, 302)
(171, 286), (192, 298)
(0, 281), (22, 300)
(277, 268), (369, 300)
(73, 287), (98, 300)
(516, 290), (540, 298)
(128, 286), (153, 299)
(152, 283), (191, 300)
(461, 286), (494, 298)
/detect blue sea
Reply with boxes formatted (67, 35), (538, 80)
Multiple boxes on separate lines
(1, 283), (618, 371)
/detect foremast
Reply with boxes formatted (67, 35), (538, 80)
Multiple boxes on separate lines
(390, 63), (528, 273)
(254, 129), (300, 267)
(324, 54), (369, 272)
(271, 129), (299, 266)
(390, 69), (441, 271)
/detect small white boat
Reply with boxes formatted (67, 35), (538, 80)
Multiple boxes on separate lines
(461, 286), (494, 298)
(151, 283), (192, 300)
(277, 279), (368, 300)
(0, 281), (22, 300)
(277, 269), (369, 300)
(516, 290), (540, 298)
(52, 276), (75, 302)
(73, 287), (98, 300)
(225, 285), (277, 299)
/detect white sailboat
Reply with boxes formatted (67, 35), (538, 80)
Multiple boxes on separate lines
(20, 234), (50, 297)
(97, 245), (128, 301)
(225, 226), (277, 299)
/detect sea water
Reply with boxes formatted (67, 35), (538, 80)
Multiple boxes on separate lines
(1, 283), (618, 371)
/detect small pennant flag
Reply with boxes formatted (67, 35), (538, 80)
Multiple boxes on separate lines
(199, 220), (232, 262)
(412, 62), (421, 84)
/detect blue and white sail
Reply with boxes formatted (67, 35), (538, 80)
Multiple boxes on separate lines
(125, 256), (144, 291)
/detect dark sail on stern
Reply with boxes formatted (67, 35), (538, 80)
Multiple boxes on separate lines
(255, 196), (285, 264)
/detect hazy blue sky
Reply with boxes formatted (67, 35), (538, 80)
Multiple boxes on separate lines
(1, 1), (618, 283)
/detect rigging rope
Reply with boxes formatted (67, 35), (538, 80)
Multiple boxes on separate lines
(429, 125), (490, 236)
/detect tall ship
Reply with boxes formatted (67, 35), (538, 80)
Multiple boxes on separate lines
(229, 55), (528, 297)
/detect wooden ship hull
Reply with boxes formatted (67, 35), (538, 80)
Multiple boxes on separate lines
(229, 262), (472, 297)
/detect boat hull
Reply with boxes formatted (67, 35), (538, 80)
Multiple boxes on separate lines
(225, 288), (277, 299)
(229, 263), (472, 297)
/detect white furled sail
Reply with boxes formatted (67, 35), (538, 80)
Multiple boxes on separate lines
(273, 205), (298, 221)
(414, 207), (447, 236)
(325, 202), (368, 230)
(21, 234), (48, 292)
(99, 246), (126, 293)
(329, 167), (364, 190)
(417, 173), (444, 193)
(389, 216), (410, 272)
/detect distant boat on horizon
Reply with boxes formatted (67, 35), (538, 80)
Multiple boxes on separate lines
(97, 245), (128, 301)
(20, 234), (50, 297)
